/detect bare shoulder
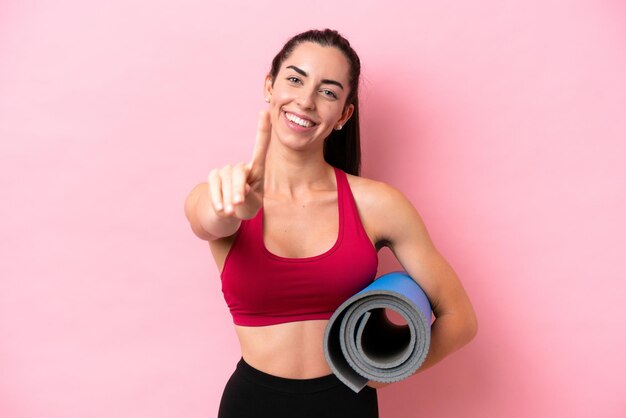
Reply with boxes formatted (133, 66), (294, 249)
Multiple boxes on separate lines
(346, 174), (414, 211)
(345, 174), (421, 245)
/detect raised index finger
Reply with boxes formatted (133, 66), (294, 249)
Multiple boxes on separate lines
(250, 110), (271, 171)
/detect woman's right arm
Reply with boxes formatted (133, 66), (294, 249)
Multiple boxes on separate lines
(184, 111), (271, 242)
(184, 182), (242, 241)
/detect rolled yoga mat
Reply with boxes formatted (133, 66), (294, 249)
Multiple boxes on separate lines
(323, 271), (432, 393)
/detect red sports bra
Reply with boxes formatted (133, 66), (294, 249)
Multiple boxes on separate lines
(220, 167), (378, 326)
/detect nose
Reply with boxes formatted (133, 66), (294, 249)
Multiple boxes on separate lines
(296, 87), (316, 110)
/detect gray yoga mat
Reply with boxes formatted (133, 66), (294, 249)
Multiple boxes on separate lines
(323, 271), (432, 393)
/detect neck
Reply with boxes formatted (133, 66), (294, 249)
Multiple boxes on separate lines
(264, 144), (335, 200)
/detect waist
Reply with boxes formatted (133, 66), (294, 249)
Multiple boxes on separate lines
(233, 357), (340, 393)
(234, 319), (332, 379)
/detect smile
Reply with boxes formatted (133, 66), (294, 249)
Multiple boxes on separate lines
(284, 112), (316, 128)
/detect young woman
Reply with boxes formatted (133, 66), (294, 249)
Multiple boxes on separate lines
(185, 29), (477, 418)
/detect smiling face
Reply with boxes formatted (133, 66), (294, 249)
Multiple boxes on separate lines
(264, 42), (354, 151)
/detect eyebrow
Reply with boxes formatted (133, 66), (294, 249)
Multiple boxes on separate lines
(286, 65), (344, 90)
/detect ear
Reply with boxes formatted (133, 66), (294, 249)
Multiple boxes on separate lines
(337, 103), (355, 127)
(264, 74), (273, 100)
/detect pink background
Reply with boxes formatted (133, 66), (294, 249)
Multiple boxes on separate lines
(2, 1), (625, 417)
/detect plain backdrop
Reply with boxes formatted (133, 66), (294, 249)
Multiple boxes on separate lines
(1, 1), (625, 417)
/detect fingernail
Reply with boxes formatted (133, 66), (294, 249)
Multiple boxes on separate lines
(215, 202), (223, 211)
(234, 194), (242, 203)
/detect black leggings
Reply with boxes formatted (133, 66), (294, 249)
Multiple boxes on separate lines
(218, 358), (378, 418)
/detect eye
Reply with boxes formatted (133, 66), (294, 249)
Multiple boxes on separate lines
(320, 89), (338, 99)
(287, 76), (301, 84)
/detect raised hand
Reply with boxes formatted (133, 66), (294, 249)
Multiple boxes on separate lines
(207, 111), (271, 220)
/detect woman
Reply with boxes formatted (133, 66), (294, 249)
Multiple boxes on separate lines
(185, 29), (477, 418)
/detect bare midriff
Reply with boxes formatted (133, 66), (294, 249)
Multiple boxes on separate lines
(234, 319), (333, 379)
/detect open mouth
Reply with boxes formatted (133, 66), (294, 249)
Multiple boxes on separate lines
(284, 111), (316, 128)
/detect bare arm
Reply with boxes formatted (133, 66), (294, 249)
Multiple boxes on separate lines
(368, 183), (477, 386)
(184, 182), (242, 241)
(184, 111), (271, 241)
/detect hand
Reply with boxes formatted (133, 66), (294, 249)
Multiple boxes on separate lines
(207, 111), (271, 220)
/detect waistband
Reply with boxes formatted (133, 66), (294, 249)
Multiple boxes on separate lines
(235, 357), (342, 394)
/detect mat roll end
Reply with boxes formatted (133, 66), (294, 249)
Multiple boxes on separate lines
(323, 271), (432, 392)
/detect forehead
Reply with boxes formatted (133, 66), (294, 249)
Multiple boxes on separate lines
(281, 42), (351, 82)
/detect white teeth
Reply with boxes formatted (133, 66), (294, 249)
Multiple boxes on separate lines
(286, 112), (314, 128)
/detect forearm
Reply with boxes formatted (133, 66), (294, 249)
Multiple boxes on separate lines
(366, 311), (477, 389)
(185, 183), (241, 240)
(417, 311), (478, 372)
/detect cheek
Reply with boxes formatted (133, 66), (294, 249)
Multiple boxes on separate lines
(268, 90), (289, 114)
(320, 104), (345, 123)
(270, 93), (296, 117)
(270, 83), (296, 101)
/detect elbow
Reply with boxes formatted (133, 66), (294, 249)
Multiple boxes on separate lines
(184, 183), (217, 241)
(464, 308), (479, 344)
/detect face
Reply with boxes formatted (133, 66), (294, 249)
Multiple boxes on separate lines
(264, 42), (354, 150)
